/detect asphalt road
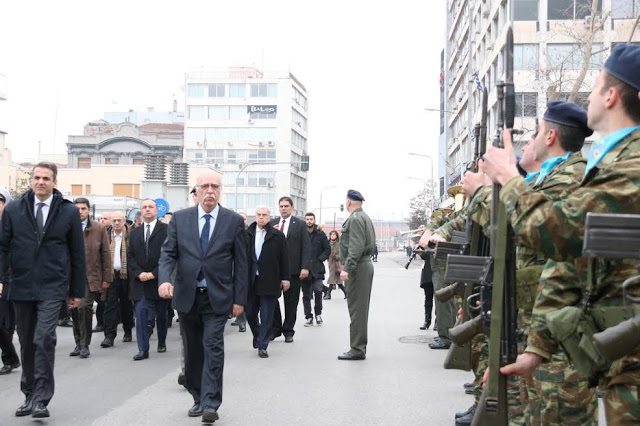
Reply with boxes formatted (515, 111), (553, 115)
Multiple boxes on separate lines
(0, 252), (604, 425)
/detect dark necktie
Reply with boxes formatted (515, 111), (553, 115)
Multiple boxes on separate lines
(145, 224), (150, 257)
(280, 219), (285, 233)
(36, 202), (45, 239)
(200, 214), (211, 255)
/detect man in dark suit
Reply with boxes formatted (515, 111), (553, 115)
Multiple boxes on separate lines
(246, 206), (289, 358)
(159, 171), (248, 423)
(0, 162), (85, 418)
(270, 196), (311, 343)
(128, 199), (169, 361)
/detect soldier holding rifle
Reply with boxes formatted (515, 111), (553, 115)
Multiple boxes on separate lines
(482, 44), (640, 424)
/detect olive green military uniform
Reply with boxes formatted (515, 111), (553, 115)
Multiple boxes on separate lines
(340, 207), (376, 357)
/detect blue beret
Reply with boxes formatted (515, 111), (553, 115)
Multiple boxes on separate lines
(605, 44), (640, 90)
(347, 189), (365, 202)
(543, 101), (593, 137)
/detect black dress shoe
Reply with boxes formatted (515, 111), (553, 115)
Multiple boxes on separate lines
(202, 408), (219, 423)
(133, 351), (149, 361)
(58, 318), (73, 327)
(15, 397), (33, 417)
(188, 403), (203, 417)
(429, 340), (451, 350)
(101, 337), (114, 348)
(284, 335), (294, 343)
(92, 325), (104, 333)
(230, 320), (238, 326)
(456, 404), (475, 418)
(122, 333), (132, 342)
(69, 346), (81, 357)
(258, 349), (269, 358)
(337, 351), (366, 360)
(178, 373), (186, 387)
(252, 338), (258, 349)
(157, 344), (167, 353)
(0, 361), (20, 375)
(32, 402), (50, 418)
(80, 346), (90, 358)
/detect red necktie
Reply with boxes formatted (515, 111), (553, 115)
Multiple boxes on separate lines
(280, 219), (285, 232)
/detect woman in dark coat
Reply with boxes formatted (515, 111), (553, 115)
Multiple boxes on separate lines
(324, 231), (347, 299)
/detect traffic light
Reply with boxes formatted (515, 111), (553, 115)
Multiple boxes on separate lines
(300, 155), (309, 171)
(340, 204), (344, 212)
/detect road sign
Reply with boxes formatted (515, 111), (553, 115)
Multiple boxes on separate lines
(155, 198), (169, 218)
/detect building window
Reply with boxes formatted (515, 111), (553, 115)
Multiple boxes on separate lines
(105, 157), (119, 165)
(78, 157), (91, 168)
(515, 93), (538, 118)
(188, 106), (207, 120)
(291, 130), (307, 150)
(185, 127), (206, 142)
(612, 0), (640, 19)
(113, 184), (140, 198)
(229, 83), (246, 97)
(247, 172), (275, 186)
(250, 83), (277, 98)
(208, 106), (228, 120)
(85, 184), (91, 194)
(247, 149), (276, 163)
(249, 110), (277, 120)
(133, 158), (145, 165)
(71, 184), (83, 196)
(514, 0), (538, 21)
(557, 92), (590, 110)
(208, 83), (225, 97)
(206, 149), (224, 164)
(514, 44), (539, 70)
(248, 128), (277, 143)
(187, 83), (206, 98)
(548, 43), (603, 70)
(548, 0), (602, 20)
(229, 106), (247, 120)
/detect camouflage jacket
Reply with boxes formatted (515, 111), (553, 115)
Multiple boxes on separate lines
(501, 130), (640, 384)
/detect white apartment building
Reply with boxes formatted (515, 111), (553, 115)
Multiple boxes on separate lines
(442, 0), (640, 191)
(184, 66), (309, 217)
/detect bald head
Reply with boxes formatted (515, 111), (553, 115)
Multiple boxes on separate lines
(111, 211), (126, 234)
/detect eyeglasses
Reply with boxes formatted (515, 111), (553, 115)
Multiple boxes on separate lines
(198, 183), (221, 190)
(112, 219), (124, 223)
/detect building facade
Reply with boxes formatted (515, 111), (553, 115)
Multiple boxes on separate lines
(442, 0), (640, 194)
(67, 120), (184, 168)
(184, 66), (309, 216)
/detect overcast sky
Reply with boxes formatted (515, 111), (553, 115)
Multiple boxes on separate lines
(0, 0), (446, 220)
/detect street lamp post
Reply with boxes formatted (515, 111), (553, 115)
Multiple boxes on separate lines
(319, 186), (337, 225)
(408, 152), (436, 209)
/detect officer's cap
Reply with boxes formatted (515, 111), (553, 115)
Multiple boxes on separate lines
(346, 189), (365, 202)
(0, 187), (10, 203)
(604, 44), (640, 90)
(543, 101), (593, 137)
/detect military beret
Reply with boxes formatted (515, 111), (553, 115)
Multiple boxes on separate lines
(346, 189), (365, 202)
(543, 101), (593, 137)
(604, 44), (640, 90)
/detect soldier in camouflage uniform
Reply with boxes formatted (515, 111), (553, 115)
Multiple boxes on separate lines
(483, 44), (640, 425)
(337, 190), (376, 361)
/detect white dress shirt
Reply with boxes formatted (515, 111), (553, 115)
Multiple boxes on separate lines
(113, 231), (123, 271)
(33, 194), (53, 227)
(254, 226), (266, 275)
(197, 204), (219, 287)
(279, 216), (290, 237)
(143, 219), (158, 241)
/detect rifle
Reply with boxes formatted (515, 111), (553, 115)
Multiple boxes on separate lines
(582, 213), (640, 363)
(473, 26), (518, 426)
(442, 87), (490, 371)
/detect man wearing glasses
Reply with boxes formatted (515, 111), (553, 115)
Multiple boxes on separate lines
(159, 172), (248, 423)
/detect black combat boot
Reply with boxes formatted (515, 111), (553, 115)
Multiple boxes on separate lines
(455, 404), (476, 425)
(420, 314), (431, 330)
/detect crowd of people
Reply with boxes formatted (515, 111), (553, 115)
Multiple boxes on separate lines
(0, 166), (377, 423)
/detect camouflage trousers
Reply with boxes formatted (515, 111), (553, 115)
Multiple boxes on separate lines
(603, 384), (640, 425)
(471, 333), (489, 403)
(522, 351), (598, 426)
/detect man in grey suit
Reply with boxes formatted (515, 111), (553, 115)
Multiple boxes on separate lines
(158, 171), (248, 424)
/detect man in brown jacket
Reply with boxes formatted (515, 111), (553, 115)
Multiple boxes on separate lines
(70, 198), (112, 359)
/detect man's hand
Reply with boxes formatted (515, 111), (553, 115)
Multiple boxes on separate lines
(281, 281), (290, 292)
(500, 352), (543, 377)
(299, 269), (309, 279)
(68, 297), (82, 309)
(461, 160), (489, 197)
(139, 272), (148, 282)
(101, 281), (110, 289)
(232, 304), (244, 317)
(340, 271), (349, 282)
(158, 282), (174, 299)
(418, 230), (433, 248)
(428, 234), (446, 244)
(482, 129), (520, 185)
(0, 282), (3, 298)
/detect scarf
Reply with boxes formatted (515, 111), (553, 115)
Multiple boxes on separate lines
(110, 228), (128, 279)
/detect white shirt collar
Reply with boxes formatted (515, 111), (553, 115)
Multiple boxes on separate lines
(143, 219), (157, 232)
(35, 194), (53, 208)
(198, 204), (220, 220)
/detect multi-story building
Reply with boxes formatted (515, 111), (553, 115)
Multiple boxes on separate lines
(104, 105), (184, 126)
(441, 0), (640, 194)
(184, 66), (309, 216)
(67, 120), (184, 168)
